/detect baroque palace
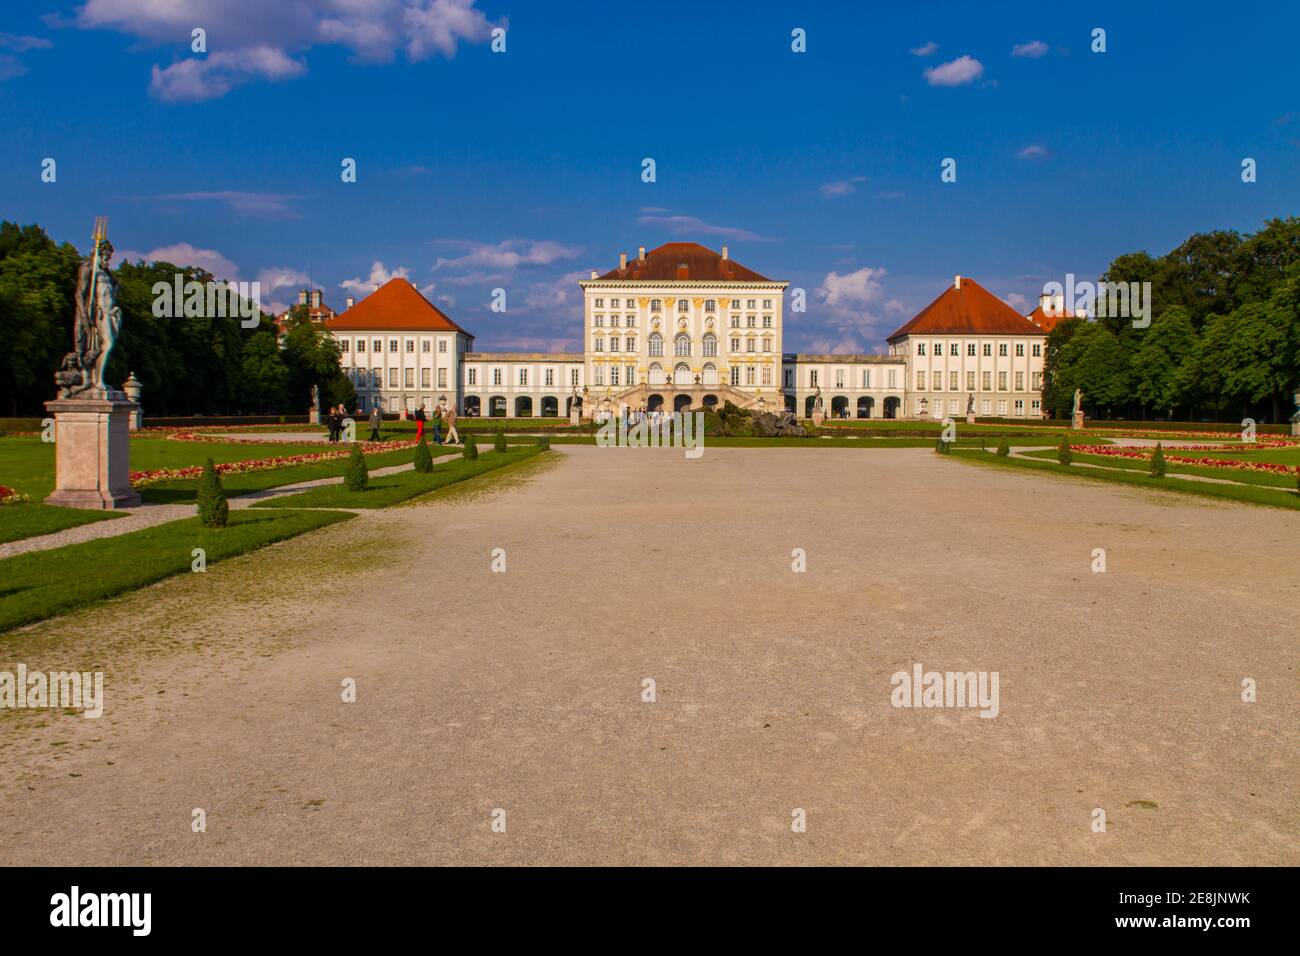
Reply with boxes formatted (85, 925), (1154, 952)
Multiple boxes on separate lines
(323, 242), (1059, 420)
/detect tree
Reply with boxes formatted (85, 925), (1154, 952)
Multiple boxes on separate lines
(1057, 435), (1072, 466)
(413, 435), (433, 473)
(1149, 443), (1167, 478)
(463, 434), (479, 460)
(239, 331), (290, 413)
(196, 458), (229, 527)
(1130, 306), (1197, 419)
(344, 445), (369, 491)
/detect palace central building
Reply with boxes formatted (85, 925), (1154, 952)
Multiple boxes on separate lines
(325, 242), (1055, 420)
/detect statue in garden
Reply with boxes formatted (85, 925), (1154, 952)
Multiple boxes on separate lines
(56, 218), (124, 398)
(1072, 388), (1083, 418)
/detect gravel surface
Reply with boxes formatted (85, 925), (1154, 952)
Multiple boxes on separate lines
(0, 445), (1295, 866)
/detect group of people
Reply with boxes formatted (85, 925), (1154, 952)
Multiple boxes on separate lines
(325, 404), (351, 442)
(405, 399), (461, 445)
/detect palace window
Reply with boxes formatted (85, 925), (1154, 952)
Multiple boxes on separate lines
(999, 344), (1008, 357)
(982, 371), (991, 390)
(570, 369), (579, 387)
(545, 368), (554, 387)
(998, 371), (1008, 390)
(1015, 371), (1024, 391)
(626, 366), (636, 385)
(340, 339), (350, 353)
(730, 299), (741, 309)
(747, 299), (756, 309)
(982, 399), (992, 415)
(998, 399), (1008, 415)
(861, 370), (871, 388)
(835, 370), (845, 388)
(649, 333), (664, 357)
(730, 337), (740, 351)
(492, 368), (502, 386)
(406, 339), (414, 353)
(762, 366), (772, 386)
(730, 316), (739, 328)
(626, 315), (636, 327)
(439, 340), (447, 354)
(933, 341), (942, 355)
(810, 370), (819, 387)
(966, 371), (975, 390)
(746, 315), (756, 328)
(967, 343), (976, 356)
(950, 371), (959, 391)
(421, 340), (430, 353)
(438, 368), (447, 388)
(404, 369), (414, 388)
(703, 334), (718, 357)
(916, 372), (925, 391)
(611, 316), (620, 328)
(594, 298), (604, 308)
(594, 315), (604, 327)
(595, 366), (604, 386)
(674, 333), (691, 357)
(610, 367), (620, 387)
(389, 339), (398, 353)
(388, 368), (398, 387)
(374, 339), (382, 353)
(421, 369), (431, 388)
(1032, 371), (1042, 389)
(609, 337), (619, 352)
(1032, 343), (1042, 357)
(950, 343), (959, 356)
(678, 300), (689, 313)
(785, 369), (794, 387)
(626, 337), (636, 352)
(1015, 343), (1025, 357)
(888, 369), (896, 388)
(932, 371), (942, 390)
(731, 367), (741, 386)
(468, 368), (477, 386)
(746, 339), (755, 353)
(745, 366), (756, 386)
(356, 339), (365, 352)
(650, 299), (662, 313)
(983, 343), (992, 357)
(763, 315), (772, 328)
(594, 337), (604, 352)
(519, 368), (529, 387)
(705, 299), (716, 312)
(917, 343), (926, 356)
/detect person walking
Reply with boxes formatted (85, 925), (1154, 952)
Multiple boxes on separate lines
(441, 399), (459, 444)
(368, 405), (382, 442)
(431, 402), (444, 444)
(414, 404), (426, 441)
(327, 404), (340, 442)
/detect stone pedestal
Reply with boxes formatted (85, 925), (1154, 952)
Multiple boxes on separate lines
(1072, 411), (1085, 430)
(965, 412), (976, 425)
(308, 407), (321, 425)
(811, 408), (825, 426)
(44, 394), (141, 509)
(569, 408), (580, 427)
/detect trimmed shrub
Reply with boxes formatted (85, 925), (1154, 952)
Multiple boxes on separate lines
(1149, 442), (1167, 478)
(196, 458), (229, 528)
(494, 429), (507, 453)
(463, 434), (479, 460)
(538, 436), (550, 451)
(996, 438), (1010, 457)
(413, 435), (434, 473)
(344, 444), (369, 491)
(1057, 436), (1073, 466)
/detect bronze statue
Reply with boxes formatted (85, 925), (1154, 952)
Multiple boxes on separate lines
(57, 219), (124, 398)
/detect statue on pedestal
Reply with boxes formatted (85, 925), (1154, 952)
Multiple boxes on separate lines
(1072, 387), (1085, 430)
(56, 218), (124, 399)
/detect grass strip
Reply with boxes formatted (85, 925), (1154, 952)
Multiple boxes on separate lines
(254, 446), (544, 509)
(950, 448), (1300, 510)
(0, 508), (353, 633)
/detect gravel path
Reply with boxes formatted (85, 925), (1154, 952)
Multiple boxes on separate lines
(1, 446), (1295, 865)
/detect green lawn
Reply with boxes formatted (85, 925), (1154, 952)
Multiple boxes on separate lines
(1022, 448), (1300, 488)
(255, 445), (544, 509)
(0, 508), (353, 634)
(952, 448), (1300, 510)
(544, 434), (1019, 448)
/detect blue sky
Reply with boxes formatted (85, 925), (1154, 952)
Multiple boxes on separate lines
(2, 0), (1297, 353)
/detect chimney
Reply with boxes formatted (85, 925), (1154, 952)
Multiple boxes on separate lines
(590, 270), (598, 279)
(619, 252), (627, 272)
(346, 296), (355, 309)
(638, 246), (645, 262)
(298, 290), (308, 305)
(372, 282), (379, 292)
(312, 290), (321, 308)
(676, 263), (689, 280)
(954, 275), (962, 290)
(721, 246), (729, 260)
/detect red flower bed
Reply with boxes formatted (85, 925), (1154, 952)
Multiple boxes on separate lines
(0, 484), (30, 505)
(1068, 444), (1299, 476)
(129, 440), (418, 486)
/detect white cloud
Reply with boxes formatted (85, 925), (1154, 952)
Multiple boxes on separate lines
(909, 41), (938, 57)
(1005, 292), (1032, 313)
(432, 239), (582, 273)
(524, 270), (586, 313)
(73, 0), (502, 101)
(1017, 144), (1050, 160)
(339, 261), (411, 295)
(150, 46), (306, 102)
(144, 190), (300, 219)
(1012, 40), (1049, 59)
(636, 213), (775, 242)
(0, 32), (52, 52)
(817, 267), (887, 319)
(923, 55), (984, 87)
(819, 176), (866, 198)
(115, 242), (240, 279)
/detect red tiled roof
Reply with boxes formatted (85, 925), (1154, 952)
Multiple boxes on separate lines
(886, 278), (1045, 341)
(596, 242), (774, 282)
(1026, 304), (1077, 333)
(325, 278), (470, 335)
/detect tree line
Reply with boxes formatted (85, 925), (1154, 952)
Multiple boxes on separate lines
(0, 221), (355, 418)
(1042, 217), (1300, 423)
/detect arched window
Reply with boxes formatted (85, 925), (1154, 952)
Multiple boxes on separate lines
(702, 333), (718, 357)
(674, 333), (691, 357)
(648, 333), (663, 357)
